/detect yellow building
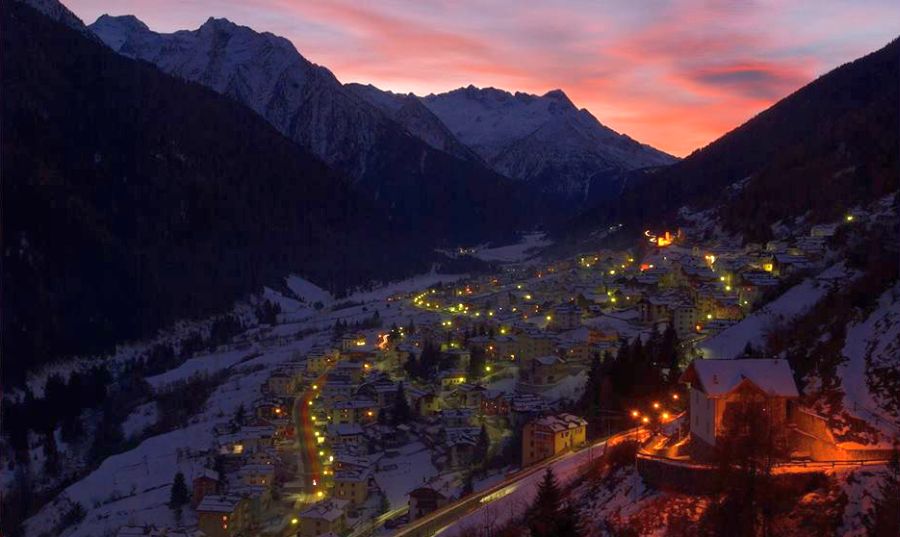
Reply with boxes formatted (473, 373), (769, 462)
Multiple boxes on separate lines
(333, 469), (371, 506)
(521, 413), (587, 467)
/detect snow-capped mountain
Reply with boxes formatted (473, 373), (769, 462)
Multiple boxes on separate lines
(90, 14), (534, 245)
(345, 83), (481, 162)
(90, 15), (382, 179)
(422, 86), (677, 203)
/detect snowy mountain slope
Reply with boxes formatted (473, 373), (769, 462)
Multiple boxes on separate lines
(89, 15), (535, 244)
(699, 263), (854, 360)
(839, 282), (900, 440)
(90, 14), (376, 177)
(346, 83), (481, 162)
(15, 0), (99, 40)
(421, 86), (676, 204)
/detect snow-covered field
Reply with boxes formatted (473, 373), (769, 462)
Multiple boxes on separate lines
(472, 233), (551, 264)
(347, 271), (469, 303)
(375, 442), (439, 509)
(441, 439), (608, 536)
(21, 274), (445, 537)
(699, 263), (852, 360)
(839, 282), (900, 440)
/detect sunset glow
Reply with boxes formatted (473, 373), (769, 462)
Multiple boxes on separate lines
(67, 0), (900, 155)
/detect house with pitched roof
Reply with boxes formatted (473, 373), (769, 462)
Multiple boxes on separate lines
(680, 359), (799, 448)
(521, 413), (587, 466)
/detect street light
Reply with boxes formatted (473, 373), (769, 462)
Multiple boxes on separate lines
(652, 402), (660, 410)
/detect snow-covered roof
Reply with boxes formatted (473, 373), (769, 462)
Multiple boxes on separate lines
(327, 423), (365, 436)
(300, 499), (350, 522)
(196, 495), (237, 513)
(531, 413), (587, 432)
(534, 355), (564, 366)
(682, 359), (799, 398)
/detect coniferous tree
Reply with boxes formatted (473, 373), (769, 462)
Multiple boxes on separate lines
(475, 424), (490, 463)
(460, 472), (474, 496)
(529, 468), (562, 537)
(467, 346), (486, 380)
(578, 353), (605, 436)
(43, 432), (61, 477)
(392, 382), (412, 425)
(90, 408), (124, 461)
(404, 352), (420, 380)
(169, 471), (190, 516)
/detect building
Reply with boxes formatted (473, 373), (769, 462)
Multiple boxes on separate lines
(191, 469), (220, 508)
(263, 370), (296, 397)
(297, 499), (349, 537)
(671, 303), (699, 338)
(333, 469), (371, 505)
(326, 423), (365, 449)
(408, 487), (449, 521)
(680, 359), (799, 448)
(480, 390), (511, 417)
(306, 348), (338, 375)
(549, 304), (581, 331)
(519, 355), (567, 388)
(516, 332), (557, 361)
(196, 495), (249, 537)
(521, 413), (588, 466)
(238, 463), (274, 487)
(331, 399), (376, 425)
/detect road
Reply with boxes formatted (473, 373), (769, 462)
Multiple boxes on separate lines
(391, 428), (646, 537)
(294, 372), (327, 493)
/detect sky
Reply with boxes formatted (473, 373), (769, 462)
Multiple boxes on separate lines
(67, 0), (900, 157)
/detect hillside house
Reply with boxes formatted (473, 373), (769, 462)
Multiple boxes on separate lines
(196, 495), (250, 537)
(680, 359), (799, 448)
(297, 499), (349, 537)
(409, 487), (449, 521)
(522, 413), (587, 466)
(191, 469), (220, 508)
(519, 355), (567, 388)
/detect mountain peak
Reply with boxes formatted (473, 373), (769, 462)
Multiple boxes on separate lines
(200, 16), (236, 30)
(94, 14), (148, 32)
(542, 88), (575, 108)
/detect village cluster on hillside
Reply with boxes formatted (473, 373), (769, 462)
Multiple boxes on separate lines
(93, 197), (899, 537)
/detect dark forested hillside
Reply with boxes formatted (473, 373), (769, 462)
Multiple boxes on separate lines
(0, 1), (429, 383)
(568, 37), (900, 242)
(89, 14), (539, 243)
